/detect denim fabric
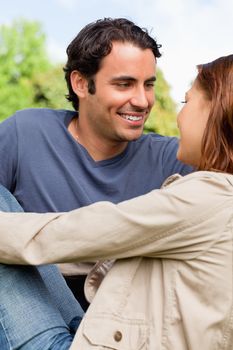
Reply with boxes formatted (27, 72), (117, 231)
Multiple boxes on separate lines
(0, 185), (24, 213)
(0, 185), (83, 349)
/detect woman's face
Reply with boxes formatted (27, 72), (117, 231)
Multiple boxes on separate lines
(177, 80), (211, 167)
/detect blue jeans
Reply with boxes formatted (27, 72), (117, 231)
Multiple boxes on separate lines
(0, 185), (84, 349)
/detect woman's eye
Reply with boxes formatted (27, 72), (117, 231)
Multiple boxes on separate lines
(180, 100), (187, 104)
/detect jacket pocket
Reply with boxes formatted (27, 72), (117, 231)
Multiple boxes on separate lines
(82, 315), (148, 350)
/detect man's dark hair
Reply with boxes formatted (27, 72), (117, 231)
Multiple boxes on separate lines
(63, 17), (162, 110)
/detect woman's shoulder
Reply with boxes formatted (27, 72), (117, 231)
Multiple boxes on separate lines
(163, 171), (233, 205)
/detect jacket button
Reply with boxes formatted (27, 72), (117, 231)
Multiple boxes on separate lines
(114, 330), (122, 342)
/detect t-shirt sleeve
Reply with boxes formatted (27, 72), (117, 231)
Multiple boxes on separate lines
(162, 137), (193, 179)
(0, 115), (18, 191)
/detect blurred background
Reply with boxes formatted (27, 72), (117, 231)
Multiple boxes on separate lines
(0, 0), (232, 135)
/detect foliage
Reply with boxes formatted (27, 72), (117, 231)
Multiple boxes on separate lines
(31, 64), (70, 110)
(0, 19), (50, 121)
(144, 69), (179, 136)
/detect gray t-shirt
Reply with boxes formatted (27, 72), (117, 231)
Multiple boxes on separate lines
(0, 108), (192, 213)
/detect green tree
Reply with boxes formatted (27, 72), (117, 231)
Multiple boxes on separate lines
(0, 19), (50, 120)
(144, 69), (179, 136)
(31, 64), (70, 110)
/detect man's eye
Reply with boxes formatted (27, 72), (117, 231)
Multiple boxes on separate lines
(146, 82), (155, 88)
(116, 82), (130, 87)
(145, 84), (154, 90)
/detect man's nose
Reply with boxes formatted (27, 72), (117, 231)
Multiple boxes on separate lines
(130, 87), (149, 109)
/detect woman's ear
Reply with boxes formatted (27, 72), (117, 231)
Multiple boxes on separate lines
(70, 70), (88, 98)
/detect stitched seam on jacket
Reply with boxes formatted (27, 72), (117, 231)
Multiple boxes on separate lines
(97, 198), (233, 260)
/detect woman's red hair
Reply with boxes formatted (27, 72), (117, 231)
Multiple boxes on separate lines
(197, 54), (233, 173)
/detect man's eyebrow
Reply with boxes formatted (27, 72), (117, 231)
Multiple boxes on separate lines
(110, 76), (136, 82)
(146, 76), (156, 82)
(110, 75), (156, 82)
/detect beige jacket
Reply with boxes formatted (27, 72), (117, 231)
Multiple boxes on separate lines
(0, 171), (232, 349)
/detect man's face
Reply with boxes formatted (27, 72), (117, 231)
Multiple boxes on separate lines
(80, 41), (156, 144)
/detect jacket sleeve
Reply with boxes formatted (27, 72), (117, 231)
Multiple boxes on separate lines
(0, 172), (231, 265)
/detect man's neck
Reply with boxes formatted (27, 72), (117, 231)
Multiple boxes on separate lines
(68, 116), (128, 161)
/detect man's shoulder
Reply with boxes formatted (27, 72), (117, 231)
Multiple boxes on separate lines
(0, 108), (76, 138)
(135, 133), (178, 149)
(14, 108), (75, 124)
(133, 133), (192, 177)
(138, 132), (178, 143)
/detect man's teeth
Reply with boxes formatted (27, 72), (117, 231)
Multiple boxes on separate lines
(122, 114), (143, 121)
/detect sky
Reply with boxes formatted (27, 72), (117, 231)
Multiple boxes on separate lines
(1, 0), (232, 105)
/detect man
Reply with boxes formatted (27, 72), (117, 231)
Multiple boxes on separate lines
(0, 18), (192, 349)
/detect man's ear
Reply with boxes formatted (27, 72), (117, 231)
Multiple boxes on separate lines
(70, 71), (88, 98)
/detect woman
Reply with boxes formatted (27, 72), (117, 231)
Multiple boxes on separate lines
(0, 54), (232, 349)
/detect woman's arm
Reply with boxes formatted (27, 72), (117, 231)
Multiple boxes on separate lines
(0, 172), (231, 265)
